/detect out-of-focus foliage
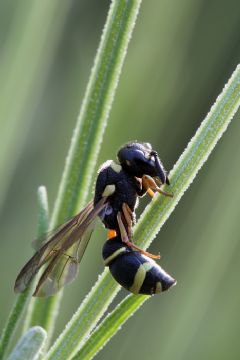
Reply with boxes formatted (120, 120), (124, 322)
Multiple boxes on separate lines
(7, 326), (46, 360)
(0, 1), (240, 360)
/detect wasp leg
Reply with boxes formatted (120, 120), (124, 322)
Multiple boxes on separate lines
(122, 203), (134, 240)
(117, 212), (160, 259)
(142, 174), (173, 198)
(122, 202), (134, 221)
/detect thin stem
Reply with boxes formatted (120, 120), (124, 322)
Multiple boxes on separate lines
(0, 1), (71, 213)
(134, 63), (240, 250)
(51, 0), (143, 226)
(22, 187), (52, 335)
(0, 291), (32, 360)
(0, 187), (49, 359)
(25, 0), (143, 345)
(72, 295), (148, 360)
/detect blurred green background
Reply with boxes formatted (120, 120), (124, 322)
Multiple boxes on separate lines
(1, 0), (240, 359)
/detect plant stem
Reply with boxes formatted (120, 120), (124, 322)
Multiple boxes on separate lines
(51, 0), (143, 226)
(134, 63), (240, 250)
(0, 187), (49, 359)
(25, 0), (143, 346)
(0, 291), (32, 360)
(72, 295), (148, 360)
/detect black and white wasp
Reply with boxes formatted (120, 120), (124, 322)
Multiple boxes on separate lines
(14, 142), (176, 297)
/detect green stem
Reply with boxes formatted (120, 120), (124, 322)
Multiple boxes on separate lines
(25, 0), (143, 346)
(0, 291), (32, 360)
(0, 1), (70, 213)
(134, 63), (240, 250)
(0, 187), (49, 359)
(72, 295), (148, 360)
(51, 0), (143, 225)
(46, 64), (240, 360)
(22, 187), (53, 336)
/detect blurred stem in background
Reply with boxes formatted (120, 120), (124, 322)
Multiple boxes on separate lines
(7, 326), (47, 360)
(0, 187), (49, 359)
(0, 1), (71, 212)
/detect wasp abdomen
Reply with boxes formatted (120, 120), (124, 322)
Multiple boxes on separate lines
(102, 236), (176, 295)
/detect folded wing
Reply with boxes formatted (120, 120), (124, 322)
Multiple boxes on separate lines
(14, 198), (107, 297)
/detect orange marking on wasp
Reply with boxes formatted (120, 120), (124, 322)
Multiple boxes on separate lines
(107, 229), (117, 240)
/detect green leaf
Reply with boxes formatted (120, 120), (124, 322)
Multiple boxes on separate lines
(0, 1), (71, 212)
(0, 187), (49, 359)
(50, 0), (143, 226)
(7, 326), (47, 360)
(72, 295), (148, 360)
(25, 0), (144, 345)
(22, 186), (51, 334)
(134, 63), (240, 250)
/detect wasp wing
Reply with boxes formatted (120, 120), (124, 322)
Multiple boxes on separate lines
(14, 198), (107, 296)
(14, 212), (84, 294)
(33, 223), (95, 297)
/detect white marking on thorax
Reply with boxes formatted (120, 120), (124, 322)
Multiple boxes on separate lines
(102, 184), (116, 197)
(110, 161), (122, 173)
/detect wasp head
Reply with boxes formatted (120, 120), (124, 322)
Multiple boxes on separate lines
(117, 142), (170, 185)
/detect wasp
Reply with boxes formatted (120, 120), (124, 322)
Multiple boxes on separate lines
(14, 142), (175, 297)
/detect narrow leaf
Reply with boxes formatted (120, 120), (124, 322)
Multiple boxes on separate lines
(30, 0), (144, 344)
(134, 63), (240, 250)
(7, 326), (47, 360)
(72, 295), (148, 360)
(22, 186), (51, 334)
(0, 187), (49, 359)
